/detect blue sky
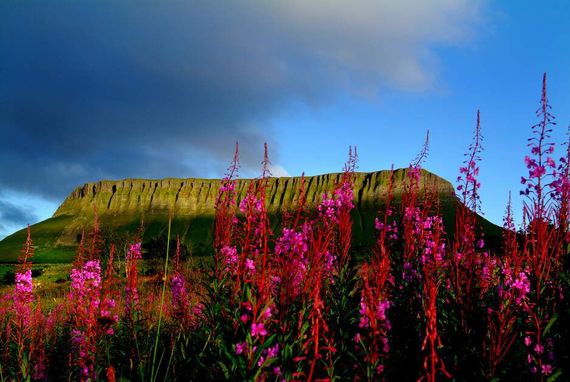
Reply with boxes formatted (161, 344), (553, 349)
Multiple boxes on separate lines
(0, 0), (569, 238)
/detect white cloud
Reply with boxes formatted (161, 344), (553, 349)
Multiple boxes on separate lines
(251, 0), (483, 92)
(269, 163), (291, 178)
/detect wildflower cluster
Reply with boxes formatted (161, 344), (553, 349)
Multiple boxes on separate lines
(170, 237), (190, 327)
(1, 74), (569, 381)
(69, 260), (103, 379)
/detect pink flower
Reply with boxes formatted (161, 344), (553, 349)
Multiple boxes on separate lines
(511, 271), (531, 305)
(251, 322), (267, 337)
(69, 260), (103, 380)
(15, 269), (33, 296)
(245, 258), (255, 271)
(170, 272), (189, 322)
(275, 228), (308, 256)
(324, 251), (336, 277)
(534, 343), (544, 354)
(374, 218), (385, 231)
(334, 182), (355, 210)
(408, 165), (422, 182)
(219, 181), (235, 193)
(359, 300), (367, 315)
(127, 243), (142, 259)
(359, 316), (370, 329)
(235, 342), (247, 355)
(266, 343), (279, 359)
(524, 336), (532, 346)
(376, 300), (390, 321)
(541, 364), (553, 375)
(239, 194), (264, 213)
(262, 307), (272, 320)
(221, 245), (238, 273)
(529, 165), (546, 178)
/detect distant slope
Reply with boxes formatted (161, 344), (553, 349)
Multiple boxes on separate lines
(0, 169), (502, 263)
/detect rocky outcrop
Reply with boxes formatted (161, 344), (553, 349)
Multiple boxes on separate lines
(55, 169), (455, 217)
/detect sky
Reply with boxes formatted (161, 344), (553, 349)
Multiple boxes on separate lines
(0, 0), (569, 239)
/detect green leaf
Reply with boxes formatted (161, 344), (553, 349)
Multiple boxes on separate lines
(543, 314), (557, 336)
(546, 368), (562, 382)
(217, 361), (230, 380)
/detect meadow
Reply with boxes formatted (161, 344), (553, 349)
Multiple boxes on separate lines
(0, 74), (569, 381)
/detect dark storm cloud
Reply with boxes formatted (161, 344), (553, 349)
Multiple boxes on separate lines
(1, 1), (280, 198)
(0, 0), (482, 200)
(0, 199), (38, 233)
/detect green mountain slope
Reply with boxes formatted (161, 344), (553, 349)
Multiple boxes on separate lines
(0, 169), (502, 263)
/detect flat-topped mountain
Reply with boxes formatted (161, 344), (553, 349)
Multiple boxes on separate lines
(0, 169), (502, 263)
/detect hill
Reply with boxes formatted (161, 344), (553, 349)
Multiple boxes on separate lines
(0, 169), (502, 263)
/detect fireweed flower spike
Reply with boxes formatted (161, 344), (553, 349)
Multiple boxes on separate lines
(409, 130), (430, 185)
(402, 130), (430, 266)
(336, 146), (358, 272)
(170, 236), (190, 328)
(520, 73), (557, 219)
(125, 242), (142, 324)
(214, 142), (240, 279)
(99, 245), (119, 336)
(449, 110), (487, 345)
(418, 214), (452, 382)
(484, 193), (527, 378)
(69, 259), (103, 380)
(519, 73), (563, 377)
(353, 165), (395, 380)
(10, 226), (35, 380)
(224, 144), (281, 380)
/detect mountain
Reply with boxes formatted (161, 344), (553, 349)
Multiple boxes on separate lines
(0, 169), (502, 263)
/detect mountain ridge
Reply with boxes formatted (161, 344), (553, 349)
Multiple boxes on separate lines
(0, 168), (502, 263)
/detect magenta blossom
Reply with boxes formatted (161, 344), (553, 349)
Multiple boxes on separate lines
(221, 245), (238, 273)
(541, 364), (553, 375)
(235, 342), (247, 355)
(251, 322), (267, 337)
(128, 243), (142, 259)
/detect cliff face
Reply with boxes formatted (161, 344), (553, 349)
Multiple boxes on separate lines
(2, 168), (496, 263)
(55, 169), (454, 218)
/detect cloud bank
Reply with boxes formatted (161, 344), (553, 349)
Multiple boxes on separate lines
(0, 0), (483, 228)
